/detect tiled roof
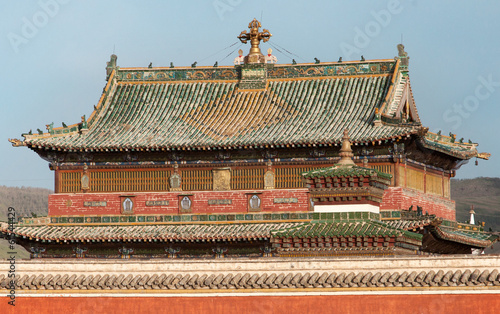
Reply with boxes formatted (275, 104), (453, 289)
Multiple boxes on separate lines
(3, 268), (498, 290)
(2, 219), (419, 242)
(419, 131), (485, 160)
(0, 266), (500, 293)
(432, 227), (499, 248)
(384, 216), (435, 230)
(271, 220), (421, 241)
(20, 61), (420, 151)
(384, 216), (499, 248)
(6, 222), (304, 242)
(302, 164), (392, 180)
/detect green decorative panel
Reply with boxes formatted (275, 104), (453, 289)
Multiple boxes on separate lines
(380, 211), (391, 218)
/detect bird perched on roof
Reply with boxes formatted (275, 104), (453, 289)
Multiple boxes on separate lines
(213, 61), (218, 67)
(170, 62), (174, 68)
(29, 129), (32, 135)
(314, 57), (320, 64)
(338, 57), (342, 63)
(361, 55), (365, 61)
(37, 128), (43, 135)
(191, 61), (197, 68)
(62, 122), (67, 128)
(148, 62), (152, 68)
(292, 59), (297, 65)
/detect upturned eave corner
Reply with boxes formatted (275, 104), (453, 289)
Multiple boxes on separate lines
(8, 138), (25, 147)
(477, 152), (491, 160)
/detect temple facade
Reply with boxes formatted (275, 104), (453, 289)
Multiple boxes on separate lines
(3, 19), (497, 258)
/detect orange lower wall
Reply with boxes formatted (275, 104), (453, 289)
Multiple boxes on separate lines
(2, 294), (499, 314)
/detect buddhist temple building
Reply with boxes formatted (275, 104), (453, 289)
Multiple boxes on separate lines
(2, 18), (500, 314)
(3, 19), (497, 259)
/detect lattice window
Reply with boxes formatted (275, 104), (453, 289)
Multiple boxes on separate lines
(370, 164), (393, 176)
(231, 168), (264, 190)
(275, 167), (320, 189)
(89, 170), (171, 192)
(181, 169), (213, 191)
(58, 170), (171, 193)
(59, 172), (81, 193)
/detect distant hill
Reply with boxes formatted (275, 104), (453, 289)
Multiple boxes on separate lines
(0, 186), (51, 259)
(451, 177), (500, 232)
(0, 185), (51, 222)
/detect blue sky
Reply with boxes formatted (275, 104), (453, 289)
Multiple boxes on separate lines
(1, 0), (500, 190)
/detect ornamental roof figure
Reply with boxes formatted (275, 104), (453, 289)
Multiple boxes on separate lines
(337, 129), (355, 166)
(237, 18), (272, 64)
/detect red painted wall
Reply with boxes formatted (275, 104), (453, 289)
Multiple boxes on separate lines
(49, 186), (456, 220)
(48, 189), (310, 216)
(3, 294), (499, 314)
(380, 187), (456, 220)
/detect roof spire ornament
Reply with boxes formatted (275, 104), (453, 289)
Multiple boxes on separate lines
(237, 18), (272, 64)
(337, 129), (355, 166)
(469, 205), (476, 225)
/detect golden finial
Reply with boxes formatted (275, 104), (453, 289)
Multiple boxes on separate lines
(237, 18), (272, 64)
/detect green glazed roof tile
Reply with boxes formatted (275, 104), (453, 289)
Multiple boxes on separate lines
(23, 63), (419, 151)
(303, 164), (392, 180)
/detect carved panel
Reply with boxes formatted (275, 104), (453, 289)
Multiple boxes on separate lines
(212, 168), (231, 191)
(120, 196), (135, 215)
(264, 170), (275, 190)
(248, 194), (261, 212)
(81, 174), (89, 191)
(179, 195), (193, 213)
(169, 173), (182, 192)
